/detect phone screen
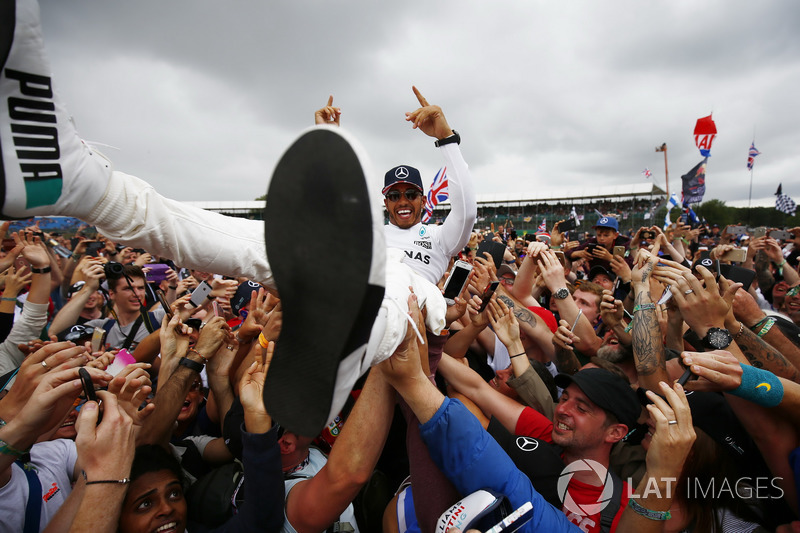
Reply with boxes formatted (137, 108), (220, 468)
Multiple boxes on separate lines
(477, 281), (500, 313)
(443, 263), (472, 301)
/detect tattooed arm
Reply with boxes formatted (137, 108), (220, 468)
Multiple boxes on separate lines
(630, 250), (671, 391)
(725, 317), (800, 382)
(496, 289), (556, 362)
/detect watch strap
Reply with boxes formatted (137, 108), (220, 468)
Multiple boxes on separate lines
(178, 356), (204, 373)
(434, 130), (460, 148)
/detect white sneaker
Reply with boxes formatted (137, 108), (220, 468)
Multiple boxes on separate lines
(1, 0), (112, 219)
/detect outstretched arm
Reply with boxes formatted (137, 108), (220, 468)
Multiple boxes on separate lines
(407, 86), (477, 255)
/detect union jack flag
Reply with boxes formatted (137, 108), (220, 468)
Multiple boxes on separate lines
(537, 218), (547, 233)
(747, 142), (761, 171)
(422, 167), (449, 223)
(642, 168), (652, 178)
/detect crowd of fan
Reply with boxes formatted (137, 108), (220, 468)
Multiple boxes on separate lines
(1, 214), (800, 532)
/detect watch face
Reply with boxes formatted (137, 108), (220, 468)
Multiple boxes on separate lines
(554, 288), (569, 300)
(706, 328), (732, 349)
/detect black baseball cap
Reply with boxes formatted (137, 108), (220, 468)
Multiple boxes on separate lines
(588, 265), (616, 282)
(382, 165), (423, 195)
(554, 368), (640, 429)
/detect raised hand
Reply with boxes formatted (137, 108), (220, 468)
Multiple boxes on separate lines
(404, 86), (454, 140)
(314, 95), (341, 126)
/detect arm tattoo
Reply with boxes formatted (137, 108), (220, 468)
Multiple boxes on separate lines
(735, 326), (800, 381)
(498, 294), (537, 328)
(631, 290), (667, 377)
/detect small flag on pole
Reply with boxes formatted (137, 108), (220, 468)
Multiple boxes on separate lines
(775, 184), (797, 216)
(421, 167), (449, 223)
(642, 168), (652, 178)
(537, 218), (547, 233)
(747, 143), (761, 171)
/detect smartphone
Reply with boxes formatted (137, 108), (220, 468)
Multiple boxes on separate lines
(641, 230), (656, 240)
(560, 218), (578, 232)
(613, 246), (626, 257)
(554, 251), (566, 267)
(78, 368), (103, 423)
(477, 281), (500, 313)
(677, 363), (695, 387)
(726, 225), (748, 236)
(752, 227), (767, 239)
(477, 241), (506, 269)
(90, 327), (106, 353)
(770, 230), (794, 241)
(144, 263), (170, 283)
(484, 501), (534, 533)
(719, 264), (757, 292)
(155, 289), (172, 319)
(189, 280), (213, 307)
(212, 300), (222, 317)
(523, 233), (535, 242)
(586, 243), (597, 255)
(85, 241), (104, 257)
(443, 260), (473, 305)
(719, 248), (747, 263)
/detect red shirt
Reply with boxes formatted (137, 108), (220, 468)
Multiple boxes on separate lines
(515, 407), (629, 533)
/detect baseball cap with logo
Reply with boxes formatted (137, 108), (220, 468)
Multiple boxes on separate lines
(382, 165), (423, 195)
(554, 368), (640, 429)
(593, 216), (619, 232)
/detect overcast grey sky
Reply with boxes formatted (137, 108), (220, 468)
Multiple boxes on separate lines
(38, 0), (800, 207)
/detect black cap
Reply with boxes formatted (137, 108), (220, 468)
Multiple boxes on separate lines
(230, 280), (263, 317)
(382, 165), (423, 195)
(588, 265), (616, 282)
(554, 368), (640, 429)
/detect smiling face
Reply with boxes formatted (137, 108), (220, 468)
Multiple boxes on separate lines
(782, 284), (800, 325)
(551, 384), (617, 453)
(119, 470), (187, 533)
(384, 184), (424, 229)
(109, 276), (146, 315)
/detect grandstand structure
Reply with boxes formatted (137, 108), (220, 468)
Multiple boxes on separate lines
(183, 182), (667, 234)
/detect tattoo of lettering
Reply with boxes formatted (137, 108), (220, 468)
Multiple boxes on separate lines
(498, 294), (537, 328)
(736, 327), (800, 381)
(631, 290), (666, 377)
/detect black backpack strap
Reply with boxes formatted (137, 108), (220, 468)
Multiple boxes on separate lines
(121, 315), (144, 351)
(18, 460), (42, 533)
(599, 469), (623, 533)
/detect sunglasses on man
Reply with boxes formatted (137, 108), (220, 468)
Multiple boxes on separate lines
(385, 189), (422, 202)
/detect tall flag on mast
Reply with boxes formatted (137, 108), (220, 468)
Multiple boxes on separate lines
(775, 184), (797, 216)
(421, 167), (449, 223)
(747, 142), (761, 171)
(694, 115), (717, 157)
(681, 158), (708, 205)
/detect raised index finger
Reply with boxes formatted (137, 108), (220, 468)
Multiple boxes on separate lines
(326, 95), (334, 107)
(412, 86), (429, 107)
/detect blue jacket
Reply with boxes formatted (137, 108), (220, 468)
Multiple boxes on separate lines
(419, 397), (581, 533)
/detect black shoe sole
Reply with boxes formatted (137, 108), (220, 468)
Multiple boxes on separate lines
(263, 128), (383, 437)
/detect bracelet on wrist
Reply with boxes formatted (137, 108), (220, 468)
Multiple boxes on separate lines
(178, 356), (204, 373)
(0, 438), (30, 457)
(168, 285), (178, 290)
(628, 498), (671, 521)
(30, 265), (51, 274)
(187, 348), (207, 365)
(258, 332), (270, 349)
(81, 470), (130, 486)
(633, 303), (656, 313)
(756, 317), (776, 338)
(1, 297), (17, 302)
(509, 352), (526, 359)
